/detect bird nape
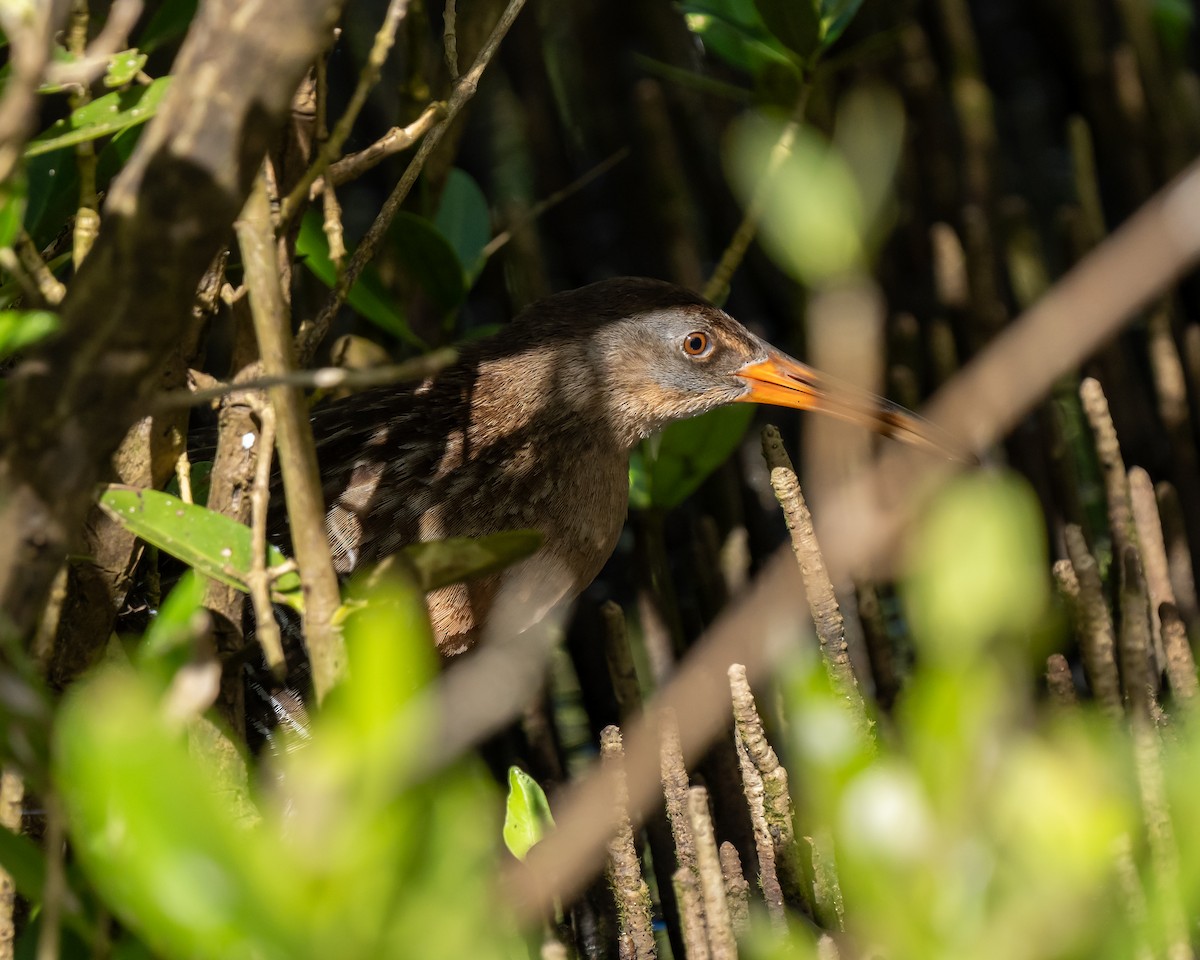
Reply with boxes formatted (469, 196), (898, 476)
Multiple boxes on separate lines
(272, 276), (965, 656)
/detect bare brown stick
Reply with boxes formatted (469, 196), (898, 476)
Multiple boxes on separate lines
(1058, 528), (1123, 718)
(315, 104), (446, 195)
(507, 158), (1200, 919)
(761, 426), (870, 733)
(161, 349), (458, 409)
(280, 0), (411, 225)
(687, 787), (737, 960)
(1081, 377), (1136, 580)
(1118, 546), (1157, 718)
(1129, 466), (1174, 658)
(600, 727), (657, 960)
(43, 0), (143, 90)
(1159, 603), (1198, 708)
(246, 402), (285, 679)
(658, 711), (698, 878)
(728, 663), (796, 921)
(604, 602), (643, 721)
(35, 797), (64, 960)
(672, 867), (710, 960)
(0, 0), (71, 185)
(298, 0), (529, 364)
(443, 0), (460, 79)
(1045, 653), (1078, 706)
(719, 843), (749, 936)
(237, 174), (345, 701)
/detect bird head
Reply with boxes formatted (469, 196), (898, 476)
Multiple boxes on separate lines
(560, 278), (964, 459)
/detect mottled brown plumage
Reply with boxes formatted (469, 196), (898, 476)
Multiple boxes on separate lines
(274, 277), (959, 654)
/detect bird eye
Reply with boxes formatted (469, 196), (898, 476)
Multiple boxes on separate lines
(683, 331), (711, 357)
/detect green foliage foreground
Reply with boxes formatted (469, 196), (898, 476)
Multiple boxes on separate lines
(4, 471), (1196, 958)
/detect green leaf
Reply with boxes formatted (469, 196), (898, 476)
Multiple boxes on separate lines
(502, 767), (555, 860)
(55, 669), (304, 960)
(296, 211), (425, 349)
(435, 168), (491, 283)
(390, 211), (467, 311)
(753, 0), (821, 59)
(0, 310), (59, 358)
(99, 486), (304, 611)
(682, 1), (796, 76)
(0, 824), (46, 901)
(401, 530), (544, 592)
(25, 78), (170, 158)
(629, 404), (756, 509)
(103, 49), (148, 88)
(138, 571), (206, 682)
(0, 170), (25, 248)
(820, 0), (865, 49)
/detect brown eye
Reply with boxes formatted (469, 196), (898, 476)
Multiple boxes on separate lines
(683, 331), (711, 357)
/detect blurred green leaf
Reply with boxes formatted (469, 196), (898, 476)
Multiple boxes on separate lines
(902, 472), (1049, 662)
(820, 0), (865, 49)
(628, 404), (755, 509)
(0, 171), (25, 248)
(402, 530), (544, 593)
(56, 670), (302, 960)
(99, 486), (304, 611)
(1154, 0), (1194, 56)
(137, 571), (206, 682)
(103, 49), (148, 88)
(753, 0), (820, 59)
(0, 310), (58, 359)
(390, 211), (467, 311)
(727, 112), (865, 284)
(296, 211), (425, 349)
(435, 168), (491, 283)
(502, 767), (555, 861)
(139, 0), (198, 52)
(25, 78), (170, 157)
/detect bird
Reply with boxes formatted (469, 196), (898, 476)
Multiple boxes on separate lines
(273, 276), (962, 656)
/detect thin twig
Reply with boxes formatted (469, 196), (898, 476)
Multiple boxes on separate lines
(247, 402), (285, 679)
(315, 103), (446, 196)
(482, 148), (631, 259)
(43, 0), (143, 90)
(280, 0), (411, 225)
(0, 768), (22, 960)
(297, 0), (529, 364)
(159, 349), (457, 409)
(34, 796), (64, 960)
(237, 173), (345, 702)
(1058, 528), (1123, 719)
(443, 0), (460, 79)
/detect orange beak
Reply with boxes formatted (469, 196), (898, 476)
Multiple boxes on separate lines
(735, 351), (970, 461)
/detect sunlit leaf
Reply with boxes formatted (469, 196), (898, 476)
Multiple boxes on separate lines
(502, 767), (555, 860)
(296, 211), (425, 349)
(0, 310), (58, 358)
(99, 486), (304, 611)
(682, 1), (796, 76)
(435, 168), (491, 283)
(103, 49), (148, 88)
(629, 404), (755, 509)
(401, 530), (544, 592)
(25, 78), (170, 157)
